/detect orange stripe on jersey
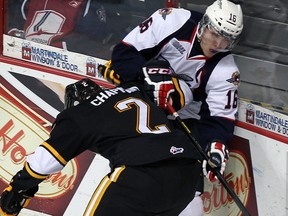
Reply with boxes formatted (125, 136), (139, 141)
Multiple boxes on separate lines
(172, 77), (185, 108)
(41, 142), (67, 166)
(84, 166), (126, 216)
(25, 162), (49, 179)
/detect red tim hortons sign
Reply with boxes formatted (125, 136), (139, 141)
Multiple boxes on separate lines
(202, 136), (259, 216)
(0, 75), (95, 215)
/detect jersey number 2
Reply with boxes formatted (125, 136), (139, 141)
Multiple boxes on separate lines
(115, 98), (169, 134)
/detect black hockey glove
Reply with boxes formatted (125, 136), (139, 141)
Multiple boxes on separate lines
(0, 171), (38, 216)
(202, 141), (229, 182)
(142, 60), (185, 111)
(98, 60), (122, 85)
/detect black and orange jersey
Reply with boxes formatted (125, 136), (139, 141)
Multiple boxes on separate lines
(26, 84), (200, 178)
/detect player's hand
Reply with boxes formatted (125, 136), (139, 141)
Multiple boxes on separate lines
(98, 60), (122, 85)
(0, 172), (38, 216)
(142, 60), (185, 110)
(0, 186), (36, 215)
(143, 67), (173, 110)
(202, 141), (229, 182)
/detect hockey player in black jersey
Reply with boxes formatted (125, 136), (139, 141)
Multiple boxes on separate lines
(0, 75), (206, 216)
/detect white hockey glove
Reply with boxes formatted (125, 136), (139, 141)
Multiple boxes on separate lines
(142, 60), (185, 111)
(202, 141), (229, 182)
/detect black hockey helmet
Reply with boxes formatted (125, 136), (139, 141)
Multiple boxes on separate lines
(64, 78), (102, 109)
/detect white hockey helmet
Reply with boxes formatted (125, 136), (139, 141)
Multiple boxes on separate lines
(197, 0), (243, 49)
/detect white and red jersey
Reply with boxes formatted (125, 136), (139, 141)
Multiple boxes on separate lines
(112, 8), (240, 145)
(7, 0), (90, 48)
(23, 0), (88, 48)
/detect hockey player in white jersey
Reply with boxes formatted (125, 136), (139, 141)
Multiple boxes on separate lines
(100, 0), (243, 215)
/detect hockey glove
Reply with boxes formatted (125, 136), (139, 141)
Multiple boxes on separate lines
(98, 60), (122, 85)
(0, 164), (46, 216)
(202, 141), (229, 182)
(143, 65), (185, 111)
(142, 59), (173, 75)
(0, 174), (38, 216)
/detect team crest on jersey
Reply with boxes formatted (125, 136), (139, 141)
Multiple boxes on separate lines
(226, 71), (240, 86)
(170, 146), (184, 155)
(158, 8), (172, 20)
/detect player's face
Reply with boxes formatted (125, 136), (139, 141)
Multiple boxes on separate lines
(200, 26), (231, 58)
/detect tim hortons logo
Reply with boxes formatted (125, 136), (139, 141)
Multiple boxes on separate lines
(0, 91), (78, 197)
(202, 152), (250, 215)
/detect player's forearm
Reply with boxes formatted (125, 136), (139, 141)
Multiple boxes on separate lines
(10, 163), (48, 192)
(199, 115), (235, 146)
(111, 42), (148, 81)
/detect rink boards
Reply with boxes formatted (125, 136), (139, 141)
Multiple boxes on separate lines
(0, 36), (288, 216)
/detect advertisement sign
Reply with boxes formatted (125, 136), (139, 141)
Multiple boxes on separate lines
(0, 73), (96, 215)
(3, 35), (107, 80)
(1, 62), (288, 215)
(239, 101), (288, 138)
(203, 136), (258, 215)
